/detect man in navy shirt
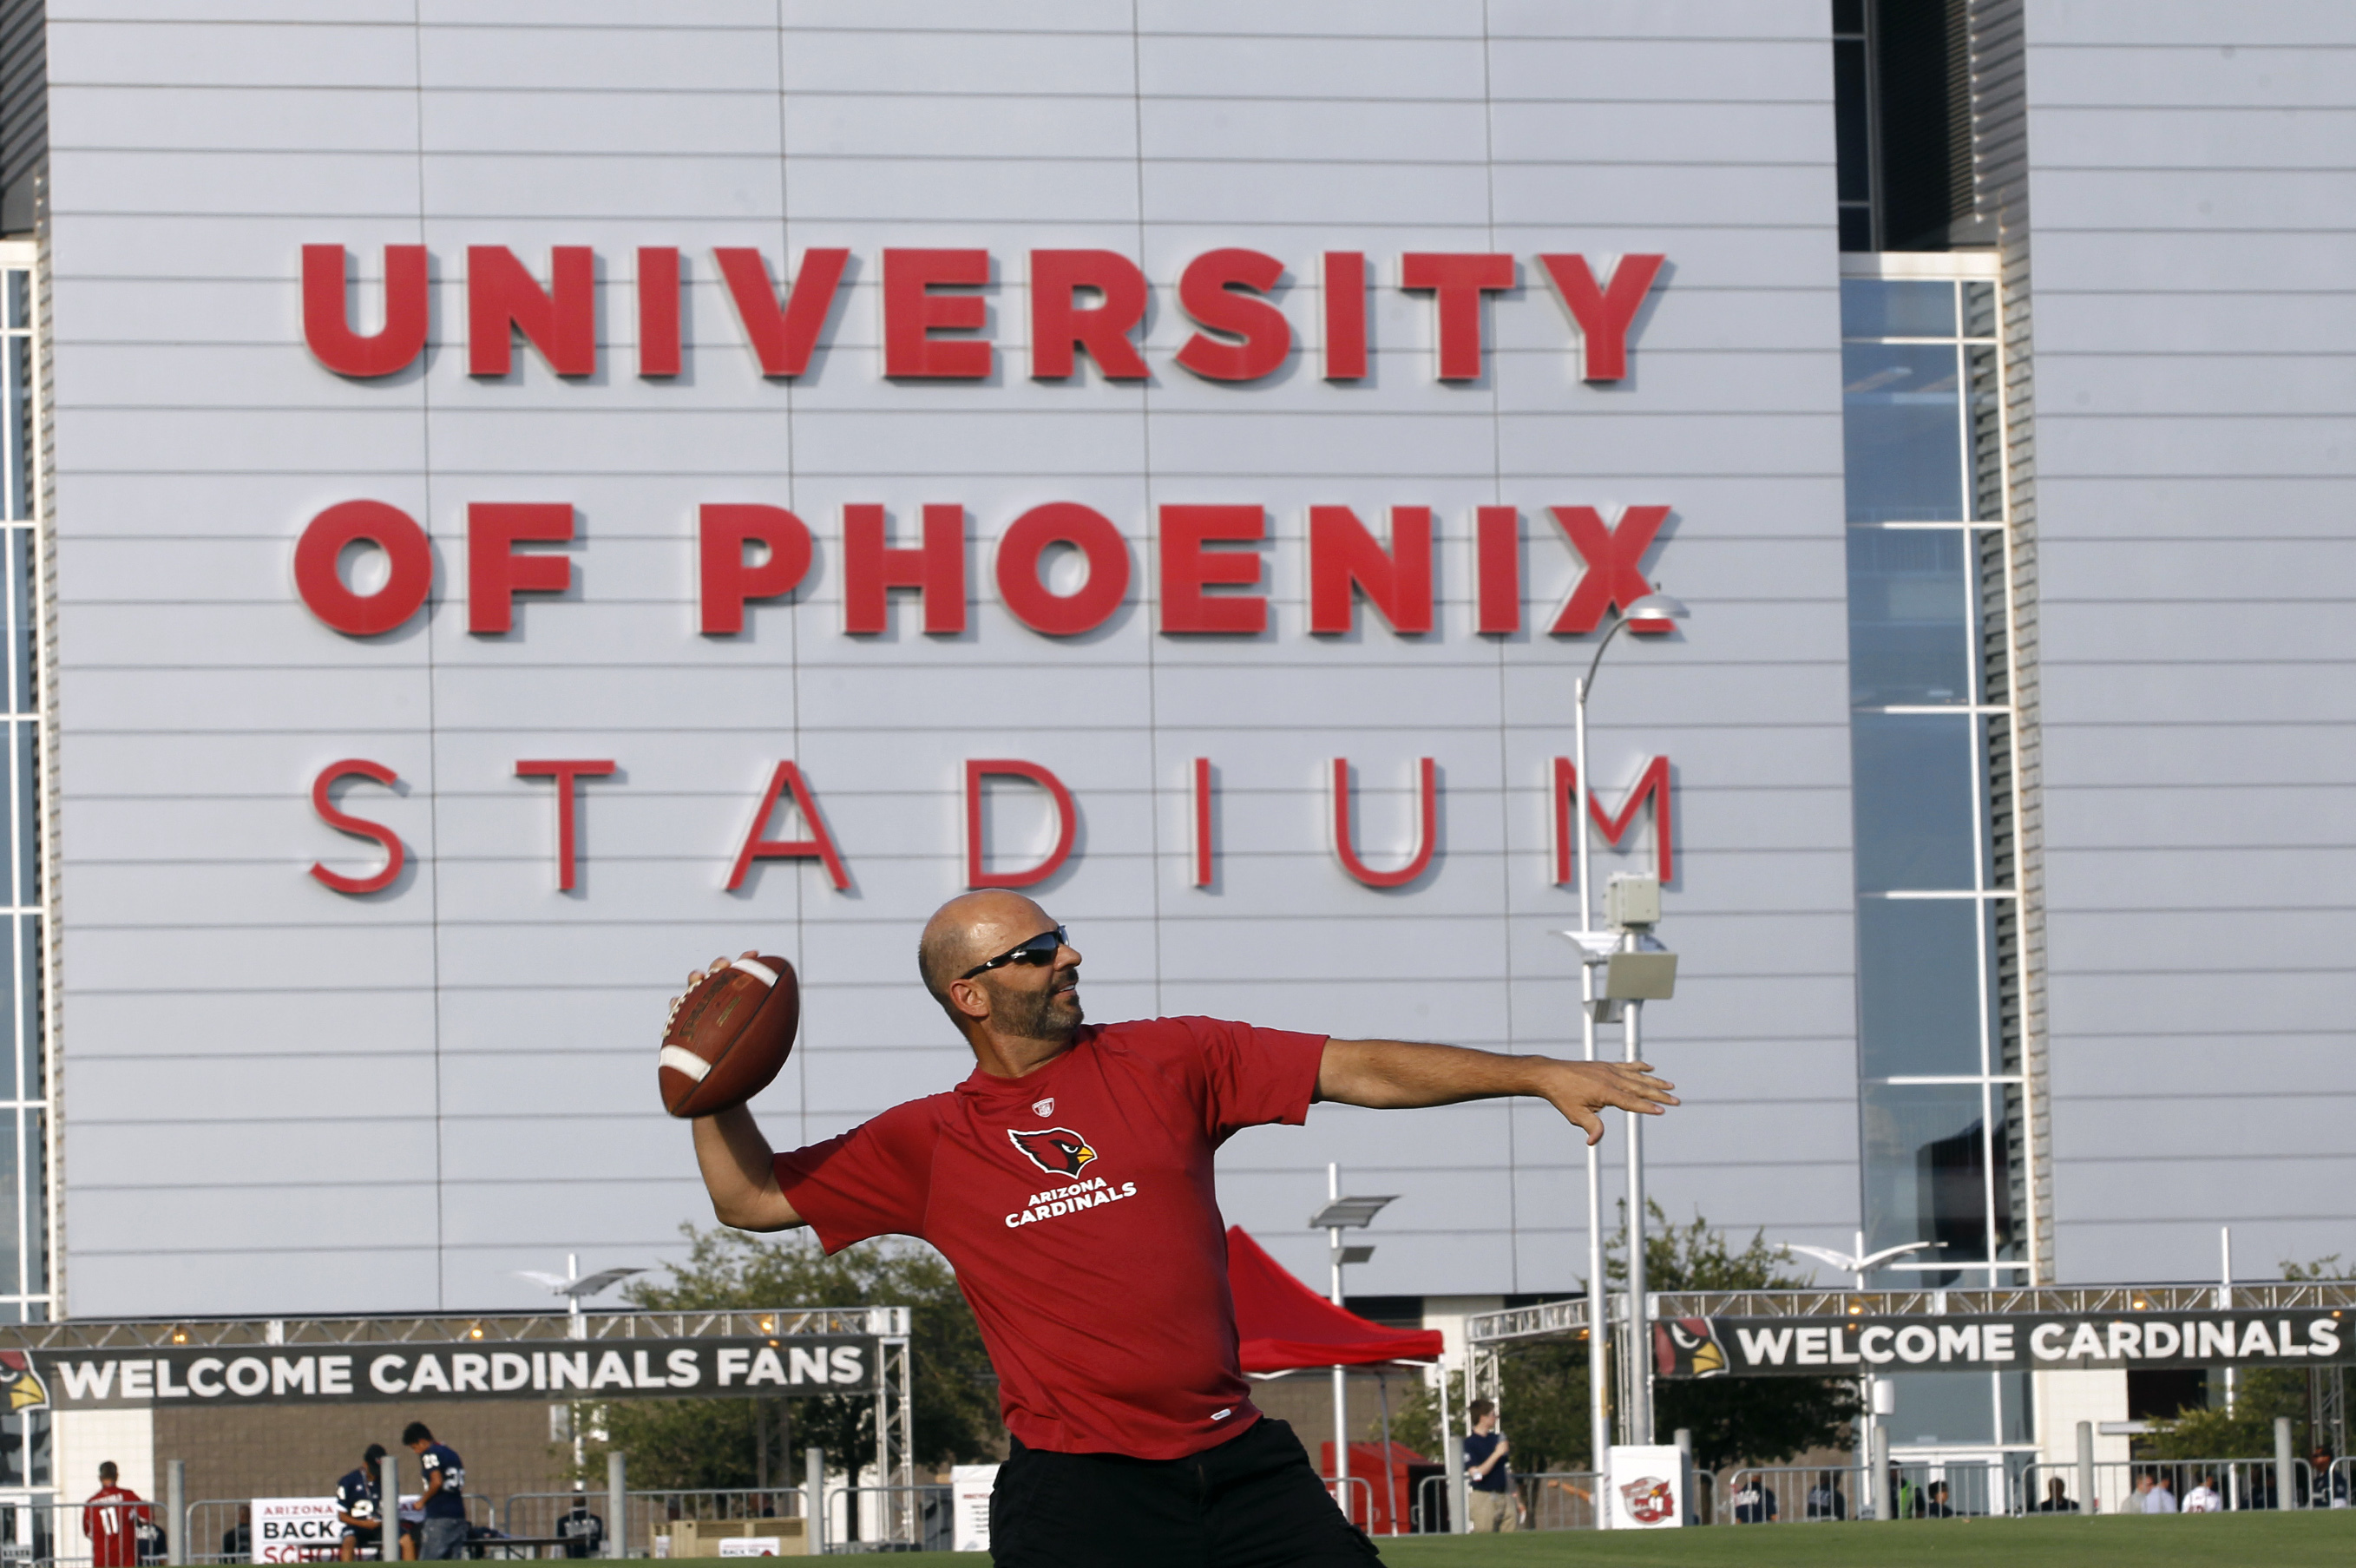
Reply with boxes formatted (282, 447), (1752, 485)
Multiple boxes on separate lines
(1462, 1399), (1516, 1531)
(403, 1424), (468, 1560)
(337, 1444), (412, 1562)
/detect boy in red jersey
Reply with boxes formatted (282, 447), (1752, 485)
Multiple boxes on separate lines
(681, 891), (1676, 1566)
(83, 1463), (149, 1568)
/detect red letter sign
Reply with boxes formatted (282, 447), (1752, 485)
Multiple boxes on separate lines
(1322, 252), (1368, 380)
(515, 759), (616, 892)
(1552, 756), (1674, 883)
(1029, 251), (1150, 381)
(714, 246), (850, 377)
(1400, 253), (1513, 380)
(301, 245), (427, 378)
(726, 761), (850, 891)
(966, 759), (1077, 889)
(1547, 504), (1670, 635)
(1475, 505), (1520, 634)
(637, 246), (680, 377)
(310, 759), (404, 896)
(468, 246), (596, 377)
(1158, 505), (1267, 635)
(843, 503), (966, 634)
(467, 503), (574, 633)
(293, 500), (433, 636)
(1308, 505), (1433, 635)
(994, 502), (1131, 636)
(1191, 757), (1215, 889)
(1175, 249), (1291, 383)
(1536, 253), (1665, 382)
(882, 249), (992, 379)
(699, 504), (814, 634)
(1331, 758), (1437, 889)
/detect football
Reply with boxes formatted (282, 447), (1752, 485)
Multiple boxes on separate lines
(659, 955), (799, 1118)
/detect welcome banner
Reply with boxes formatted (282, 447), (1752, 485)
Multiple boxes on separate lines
(1656, 1310), (2350, 1379)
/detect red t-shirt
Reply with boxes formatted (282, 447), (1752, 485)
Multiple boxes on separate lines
(85, 1486), (147, 1568)
(774, 1016), (1327, 1460)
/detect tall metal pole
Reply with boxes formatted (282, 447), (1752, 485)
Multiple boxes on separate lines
(1624, 994), (1651, 1444)
(1575, 675), (1611, 1519)
(2221, 1227), (2236, 1414)
(380, 1453), (401, 1565)
(1327, 1163), (1351, 1519)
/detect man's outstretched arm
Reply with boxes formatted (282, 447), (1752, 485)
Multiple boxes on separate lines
(1315, 1039), (1677, 1145)
(692, 1105), (806, 1233)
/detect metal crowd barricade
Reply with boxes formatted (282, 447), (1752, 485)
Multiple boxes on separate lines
(2014, 1457), (2280, 1516)
(507, 1487), (810, 1559)
(1319, 1476), (1373, 1532)
(2327, 1457), (2354, 1510)
(823, 1485), (950, 1553)
(2, 1496), (89, 1568)
(1719, 1465), (1867, 1525)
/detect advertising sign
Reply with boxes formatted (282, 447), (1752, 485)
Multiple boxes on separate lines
(15, 1338), (877, 1410)
(252, 1499), (342, 1563)
(951, 1466), (999, 1554)
(1655, 1309), (2350, 1378)
(1605, 1446), (1685, 1529)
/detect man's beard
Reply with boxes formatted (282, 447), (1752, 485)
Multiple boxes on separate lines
(991, 974), (1083, 1045)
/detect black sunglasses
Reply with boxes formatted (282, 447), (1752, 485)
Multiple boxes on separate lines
(961, 926), (1069, 979)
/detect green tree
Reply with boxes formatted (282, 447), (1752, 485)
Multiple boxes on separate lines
(578, 1226), (1000, 1488)
(1393, 1205), (1855, 1476)
(2144, 1253), (2349, 1460)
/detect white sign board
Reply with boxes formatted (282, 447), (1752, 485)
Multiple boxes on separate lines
(951, 1466), (1000, 1553)
(716, 1539), (784, 1558)
(1605, 1446), (1686, 1529)
(252, 1498), (342, 1562)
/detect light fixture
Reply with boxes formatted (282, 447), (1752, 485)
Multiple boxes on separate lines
(1623, 592), (1690, 622)
(1309, 1196), (1396, 1230)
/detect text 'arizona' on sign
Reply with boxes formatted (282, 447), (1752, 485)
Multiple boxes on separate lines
(303, 245), (1665, 384)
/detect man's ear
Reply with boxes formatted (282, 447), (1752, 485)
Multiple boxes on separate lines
(947, 975), (992, 1022)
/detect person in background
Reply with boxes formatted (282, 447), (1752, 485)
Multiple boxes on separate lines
(403, 1423), (469, 1560)
(220, 1505), (253, 1559)
(338, 1443), (416, 1562)
(1730, 1476), (1776, 1523)
(2181, 1473), (2222, 1513)
(2134, 1473), (2176, 1513)
(1460, 1399), (1516, 1532)
(2312, 1447), (2347, 1508)
(1803, 1473), (1846, 1519)
(1917, 1479), (1954, 1518)
(554, 1491), (604, 1560)
(2034, 1476), (2080, 1512)
(83, 1463), (148, 1568)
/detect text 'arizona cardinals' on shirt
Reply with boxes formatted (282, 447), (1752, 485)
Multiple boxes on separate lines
(774, 1016), (1326, 1460)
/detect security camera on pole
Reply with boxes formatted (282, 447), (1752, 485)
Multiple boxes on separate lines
(1554, 589), (1685, 1529)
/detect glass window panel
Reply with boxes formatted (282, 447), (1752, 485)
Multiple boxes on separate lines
(1967, 345), (2005, 523)
(27, 1107), (43, 1296)
(1857, 897), (1986, 1077)
(0, 922), (14, 1103)
(6, 339), (27, 522)
(0, 1113), (16, 1297)
(1838, 207), (1874, 253)
(1833, 0), (1865, 33)
(1847, 528), (1973, 705)
(1862, 1082), (1990, 1267)
(1834, 40), (1871, 203)
(1887, 1371), (1996, 1447)
(1841, 279), (1955, 340)
(1963, 280), (1996, 339)
(15, 720), (32, 905)
(1842, 342), (1966, 522)
(18, 916), (36, 1103)
(3, 272), (23, 331)
(1992, 1086), (2022, 1262)
(1851, 713), (1982, 891)
(0, 1412), (20, 1486)
(10, 528), (29, 713)
(1999, 1371), (2033, 1445)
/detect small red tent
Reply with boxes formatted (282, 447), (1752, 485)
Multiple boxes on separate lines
(1225, 1225), (1443, 1373)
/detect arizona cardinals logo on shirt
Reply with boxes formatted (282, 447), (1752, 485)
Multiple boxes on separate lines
(1008, 1126), (1097, 1178)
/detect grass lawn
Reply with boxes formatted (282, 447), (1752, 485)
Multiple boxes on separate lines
(910, 1511), (2356, 1566)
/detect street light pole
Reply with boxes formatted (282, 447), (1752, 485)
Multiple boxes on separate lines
(1568, 594), (1686, 1468)
(1328, 1165), (1349, 1510)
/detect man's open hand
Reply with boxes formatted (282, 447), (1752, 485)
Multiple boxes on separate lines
(1534, 1058), (1678, 1144)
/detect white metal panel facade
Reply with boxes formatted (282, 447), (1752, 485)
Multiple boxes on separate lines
(43, 2), (1858, 1315)
(2025, 0), (2356, 1282)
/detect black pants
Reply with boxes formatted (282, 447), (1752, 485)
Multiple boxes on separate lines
(990, 1418), (1381, 1568)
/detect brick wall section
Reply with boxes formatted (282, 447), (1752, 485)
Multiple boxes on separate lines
(154, 1401), (568, 1519)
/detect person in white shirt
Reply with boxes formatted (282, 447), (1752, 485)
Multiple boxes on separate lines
(2134, 1474), (2176, 1514)
(2181, 1475), (2221, 1513)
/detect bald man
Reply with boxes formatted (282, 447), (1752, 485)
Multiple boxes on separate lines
(683, 890), (1675, 1568)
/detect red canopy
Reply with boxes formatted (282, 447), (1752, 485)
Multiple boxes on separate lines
(1226, 1225), (1445, 1374)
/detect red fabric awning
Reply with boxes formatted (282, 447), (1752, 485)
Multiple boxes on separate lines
(1227, 1225), (1445, 1374)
